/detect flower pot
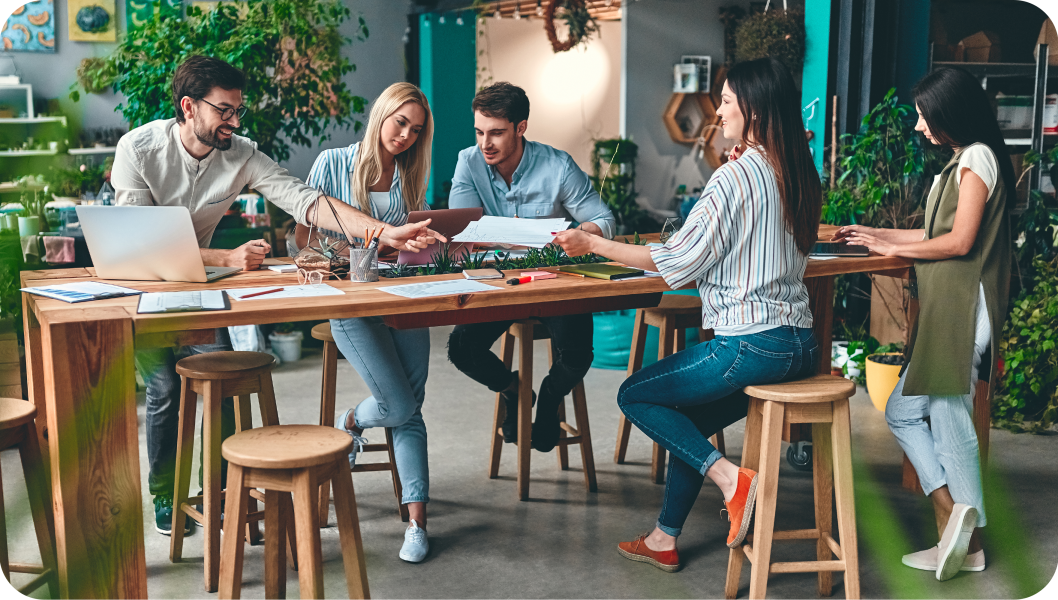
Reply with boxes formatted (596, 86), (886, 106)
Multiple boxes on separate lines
(268, 330), (303, 363)
(866, 353), (905, 412)
(18, 215), (40, 237)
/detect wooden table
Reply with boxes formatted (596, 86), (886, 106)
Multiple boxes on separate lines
(20, 231), (911, 599)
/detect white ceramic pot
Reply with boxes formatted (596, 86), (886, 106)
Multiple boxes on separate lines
(268, 331), (303, 363)
(832, 341), (849, 369)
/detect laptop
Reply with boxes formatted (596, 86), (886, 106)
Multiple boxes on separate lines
(76, 206), (242, 283)
(810, 242), (869, 257)
(397, 207), (484, 266)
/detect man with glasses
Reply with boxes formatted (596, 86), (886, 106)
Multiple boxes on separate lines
(111, 55), (445, 536)
(446, 82), (615, 453)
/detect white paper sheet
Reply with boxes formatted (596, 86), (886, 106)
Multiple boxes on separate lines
(378, 279), (502, 299)
(452, 216), (570, 247)
(809, 256), (840, 261)
(265, 264), (298, 273)
(227, 284), (345, 301)
(21, 281), (143, 303)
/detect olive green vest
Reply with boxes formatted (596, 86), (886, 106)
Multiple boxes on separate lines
(903, 144), (1011, 396)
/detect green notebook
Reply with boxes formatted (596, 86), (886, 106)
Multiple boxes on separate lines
(558, 264), (644, 280)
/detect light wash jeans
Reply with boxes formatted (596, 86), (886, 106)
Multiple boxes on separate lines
(330, 316), (430, 504)
(886, 285), (989, 527)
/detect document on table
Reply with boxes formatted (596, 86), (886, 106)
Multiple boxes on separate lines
(378, 279), (502, 299)
(452, 216), (570, 247)
(21, 281), (143, 303)
(226, 285), (345, 301)
(138, 290), (229, 313)
(265, 264), (298, 273)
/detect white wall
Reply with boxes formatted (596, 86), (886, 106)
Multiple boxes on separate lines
(623, 0), (750, 211)
(1, 0), (407, 179)
(477, 16), (621, 173)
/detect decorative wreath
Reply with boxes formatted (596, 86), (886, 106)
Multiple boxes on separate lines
(544, 0), (599, 53)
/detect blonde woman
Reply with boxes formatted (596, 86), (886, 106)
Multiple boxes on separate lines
(306, 82), (435, 562)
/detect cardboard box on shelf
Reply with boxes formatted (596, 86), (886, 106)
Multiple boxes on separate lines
(959, 30), (1002, 63)
(1036, 19), (1058, 66)
(996, 94), (1033, 130)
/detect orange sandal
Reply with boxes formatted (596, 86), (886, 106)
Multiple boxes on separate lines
(725, 467), (759, 548)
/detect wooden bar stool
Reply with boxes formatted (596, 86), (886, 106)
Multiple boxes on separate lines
(219, 425), (370, 600)
(172, 351), (282, 593)
(0, 398), (57, 598)
(311, 323), (408, 526)
(615, 295), (725, 483)
(488, 320), (597, 501)
(725, 375), (860, 600)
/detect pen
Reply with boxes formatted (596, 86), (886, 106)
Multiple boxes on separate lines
(241, 287), (284, 299)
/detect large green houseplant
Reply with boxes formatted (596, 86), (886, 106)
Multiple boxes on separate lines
(72, 0), (368, 164)
(590, 138), (657, 236)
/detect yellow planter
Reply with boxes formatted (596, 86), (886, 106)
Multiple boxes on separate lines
(865, 353), (904, 412)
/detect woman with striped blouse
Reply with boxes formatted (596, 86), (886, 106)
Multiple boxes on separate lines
(306, 82), (436, 563)
(553, 57), (822, 572)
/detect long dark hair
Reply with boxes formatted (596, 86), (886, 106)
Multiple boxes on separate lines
(727, 58), (821, 255)
(913, 68), (1017, 209)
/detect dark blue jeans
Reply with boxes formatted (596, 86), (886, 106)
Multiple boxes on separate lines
(617, 326), (818, 537)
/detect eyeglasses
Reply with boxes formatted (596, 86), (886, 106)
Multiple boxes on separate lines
(297, 269), (340, 285)
(199, 98), (248, 122)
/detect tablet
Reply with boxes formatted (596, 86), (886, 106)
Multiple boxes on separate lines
(811, 242), (869, 257)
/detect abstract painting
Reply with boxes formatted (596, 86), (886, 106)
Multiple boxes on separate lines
(126, 0), (182, 33)
(69, 0), (117, 42)
(1, 0), (57, 53)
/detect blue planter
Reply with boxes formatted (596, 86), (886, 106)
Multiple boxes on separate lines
(591, 289), (703, 370)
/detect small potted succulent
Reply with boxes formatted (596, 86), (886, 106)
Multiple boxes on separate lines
(268, 322), (303, 363)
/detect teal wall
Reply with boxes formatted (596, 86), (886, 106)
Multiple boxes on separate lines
(802, 0), (832, 174)
(419, 12), (477, 206)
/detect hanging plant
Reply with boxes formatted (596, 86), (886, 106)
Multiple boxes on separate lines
(544, 0), (599, 53)
(734, 8), (805, 73)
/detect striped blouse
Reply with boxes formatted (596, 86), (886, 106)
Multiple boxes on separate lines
(650, 147), (813, 335)
(306, 142), (423, 242)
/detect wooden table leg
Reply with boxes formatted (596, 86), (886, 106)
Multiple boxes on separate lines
(40, 310), (147, 598)
(22, 297), (49, 477)
(788, 276), (838, 444)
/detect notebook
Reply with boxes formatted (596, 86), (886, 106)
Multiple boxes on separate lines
(558, 264), (644, 280)
(137, 290), (231, 313)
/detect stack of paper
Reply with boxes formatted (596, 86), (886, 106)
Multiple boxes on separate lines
(452, 216), (570, 248)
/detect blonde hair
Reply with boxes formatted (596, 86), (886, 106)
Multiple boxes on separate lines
(352, 82), (433, 214)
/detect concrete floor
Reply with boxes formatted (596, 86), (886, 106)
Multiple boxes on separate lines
(3, 325), (1057, 599)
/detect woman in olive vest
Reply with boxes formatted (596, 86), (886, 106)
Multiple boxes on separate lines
(833, 67), (1013, 581)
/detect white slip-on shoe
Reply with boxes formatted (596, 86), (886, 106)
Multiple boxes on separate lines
(336, 408), (367, 468)
(399, 519), (429, 563)
(902, 545), (986, 572)
(937, 503), (978, 581)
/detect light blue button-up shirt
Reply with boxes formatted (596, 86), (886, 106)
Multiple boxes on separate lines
(448, 140), (616, 239)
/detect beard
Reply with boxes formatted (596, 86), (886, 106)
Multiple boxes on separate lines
(194, 122), (233, 151)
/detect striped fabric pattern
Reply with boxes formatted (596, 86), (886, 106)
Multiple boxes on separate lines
(650, 147), (813, 332)
(306, 142), (414, 241)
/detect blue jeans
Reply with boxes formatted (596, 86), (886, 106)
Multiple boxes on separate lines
(617, 326), (818, 537)
(136, 328), (235, 498)
(331, 317), (430, 504)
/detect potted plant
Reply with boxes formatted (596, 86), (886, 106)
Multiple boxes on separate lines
(268, 322), (303, 363)
(865, 344), (905, 412)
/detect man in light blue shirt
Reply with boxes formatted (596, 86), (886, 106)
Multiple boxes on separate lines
(447, 82), (615, 453)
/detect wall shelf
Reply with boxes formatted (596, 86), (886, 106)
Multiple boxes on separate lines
(0, 116), (67, 126)
(68, 147), (117, 155)
(0, 149), (58, 157)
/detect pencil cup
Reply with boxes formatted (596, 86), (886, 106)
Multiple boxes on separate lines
(349, 248), (379, 282)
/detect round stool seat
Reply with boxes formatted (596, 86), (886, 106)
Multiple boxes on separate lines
(175, 351), (276, 380)
(744, 374), (856, 404)
(311, 322), (334, 343)
(0, 398), (36, 431)
(645, 294), (702, 314)
(222, 425), (353, 469)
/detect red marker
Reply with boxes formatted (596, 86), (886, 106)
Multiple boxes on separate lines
(506, 276), (533, 285)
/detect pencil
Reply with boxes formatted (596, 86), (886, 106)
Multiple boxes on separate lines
(241, 287), (284, 299)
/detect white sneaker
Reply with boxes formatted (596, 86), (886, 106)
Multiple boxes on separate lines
(901, 545), (986, 572)
(937, 503), (978, 581)
(336, 408), (367, 468)
(398, 519), (429, 563)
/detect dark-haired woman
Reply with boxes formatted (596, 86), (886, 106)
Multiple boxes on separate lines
(834, 67), (1011, 581)
(553, 57), (821, 572)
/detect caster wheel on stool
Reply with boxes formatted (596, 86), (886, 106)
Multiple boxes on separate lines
(786, 442), (813, 471)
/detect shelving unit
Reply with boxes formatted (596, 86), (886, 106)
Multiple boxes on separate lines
(931, 43), (1052, 211)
